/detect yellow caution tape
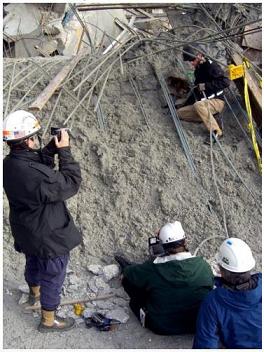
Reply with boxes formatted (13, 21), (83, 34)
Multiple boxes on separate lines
(243, 58), (262, 88)
(243, 62), (262, 173)
(228, 64), (244, 80)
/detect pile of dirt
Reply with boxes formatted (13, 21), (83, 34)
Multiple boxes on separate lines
(3, 40), (261, 348)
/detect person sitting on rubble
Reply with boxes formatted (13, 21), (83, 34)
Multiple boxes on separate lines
(115, 221), (214, 335)
(3, 110), (82, 333)
(193, 238), (262, 349)
(176, 45), (230, 144)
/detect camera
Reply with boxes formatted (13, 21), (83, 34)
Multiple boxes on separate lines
(50, 127), (70, 141)
(148, 237), (165, 257)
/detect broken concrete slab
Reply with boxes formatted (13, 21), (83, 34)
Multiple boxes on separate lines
(87, 264), (103, 275)
(242, 23), (262, 50)
(4, 4), (42, 41)
(102, 264), (120, 282)
(18, 293), (28, 305)
(106, 308), (130, 323)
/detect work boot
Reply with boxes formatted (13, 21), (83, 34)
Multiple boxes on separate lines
(38, 309), (76, 333)
(22, 286), (40, 311)
(28, 286), (40, 306)
(114, 254), (132, 271)
(204, 131), (222, 145)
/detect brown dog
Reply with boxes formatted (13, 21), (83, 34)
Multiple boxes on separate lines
(167, 76), (190, 98)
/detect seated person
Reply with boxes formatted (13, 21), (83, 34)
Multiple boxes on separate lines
(193, 237), (262, 349)
(115, 221), (214, 335)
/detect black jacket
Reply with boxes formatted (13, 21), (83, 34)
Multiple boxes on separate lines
(194, 58), (230, 101)
(3, 144), (82, 258)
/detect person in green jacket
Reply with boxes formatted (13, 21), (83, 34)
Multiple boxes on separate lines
(116, 221), (214, 335)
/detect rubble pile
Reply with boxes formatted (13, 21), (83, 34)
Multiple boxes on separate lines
(3, 3), (262, 349)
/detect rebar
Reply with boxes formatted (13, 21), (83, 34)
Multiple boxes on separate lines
(73, 35), (138, 93)
(10, 61), (60, 113)
(214, 135), (260, 207)
(42, 90), (63, 139)
(154, 66), (197, 177)
(4, 62), (16, 117)
(228, 88), (262, 145)
(29, 60), (92, 116)
(69, 4), (94, 51)
(94, 64), (113, 112)
(3, 62), (35, 91)
(129, 74), (150, 129)
(223, 96), (252, 145)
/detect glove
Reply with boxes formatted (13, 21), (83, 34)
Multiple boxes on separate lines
(198, 83), (206, 91)
(43, 138), (58, 156)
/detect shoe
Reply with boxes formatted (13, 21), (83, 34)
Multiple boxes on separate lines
(114, 254), (132, 271)
(204, 131), (222, 145)
(38, 309), (76, 333)
(22, 286), (40, 311)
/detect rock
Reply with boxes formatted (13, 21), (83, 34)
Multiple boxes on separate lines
(18, 284), (29, 294)
(112, 297), (129, 307)
(68, 274), (81, 286)
(87, 264), (103, 275)
(88, 277), (111, 294)
(5, 288), (13, 296)
(106, 308), (129, 323)
(83, 308), (94, 319)
(92, 299), (114, 310)
(102, 264), (120, 282)
(18, 293), (28, 305)
(112, 287), (129, 299)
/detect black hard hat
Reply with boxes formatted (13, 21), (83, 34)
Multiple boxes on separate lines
(182, 45), (199, 62)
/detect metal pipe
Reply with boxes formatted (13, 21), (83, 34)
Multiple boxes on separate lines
(76, 4), (179, 11)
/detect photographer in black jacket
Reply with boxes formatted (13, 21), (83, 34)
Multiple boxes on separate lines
(177, 45), (230, 143)
(3, 110), (82, 333)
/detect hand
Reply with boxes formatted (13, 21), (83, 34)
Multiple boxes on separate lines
(198, 83), (206, 91)
(54, 129), (70, 148)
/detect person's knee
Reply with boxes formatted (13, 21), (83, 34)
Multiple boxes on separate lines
(176, 108), (183, 118)
(193, 101), (204, 113)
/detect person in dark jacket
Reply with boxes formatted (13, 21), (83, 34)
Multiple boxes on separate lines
(177, 45), (230, 143)
(3, 110), (82, 333)
(115, 221), (214, 335)
(193, 238), (262, 349)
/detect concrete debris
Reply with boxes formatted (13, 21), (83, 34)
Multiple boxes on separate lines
(88, 277), (111, 294)
(106, 308), (130, 323)
(92, 299), (114, 310)
(111, 297), (129, 307)
(83, 308), (93, 318)
(4, 4), (42, 41)
(18, 293), (28, 305)
(87, 264), (103, 275)
(18, 284), (29, 294)
(102, 264), (120, 282)
(68, 274), (82, 286)
(242, 23), (262, 50)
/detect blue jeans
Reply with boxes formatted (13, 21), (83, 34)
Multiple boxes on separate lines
(24, 254), (69, 310)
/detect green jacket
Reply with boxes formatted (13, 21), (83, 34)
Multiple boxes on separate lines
(123, 256), (214, 335)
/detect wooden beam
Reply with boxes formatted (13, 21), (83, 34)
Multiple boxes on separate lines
(231, 52), (262, 110)
(24, 293), (115, 311)
(29, 53), (84, 112)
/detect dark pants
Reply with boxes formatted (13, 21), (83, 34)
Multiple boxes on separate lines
(24, 254), (69, 311)
(122, 277), (148, 322)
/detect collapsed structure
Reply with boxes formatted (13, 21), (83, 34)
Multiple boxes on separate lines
(3, 3), (262, 349)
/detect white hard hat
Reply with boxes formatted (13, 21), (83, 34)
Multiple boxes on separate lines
(159, 221), (185, 244)
(217, 238), (255, 273)
(3, 110), (41, 142)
